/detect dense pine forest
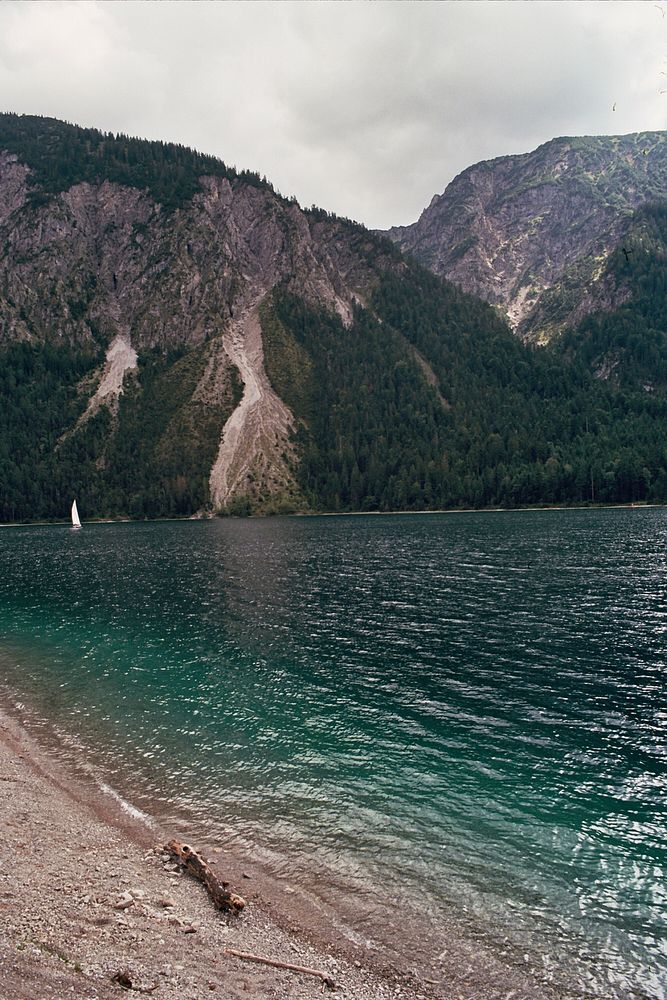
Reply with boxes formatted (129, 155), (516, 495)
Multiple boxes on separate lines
(0, 115), (666, 521)
(0, 340), (242, 522)
(261, 266), (667, 513)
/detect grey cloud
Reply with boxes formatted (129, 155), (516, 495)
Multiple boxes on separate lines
(0, 0), (664, 229)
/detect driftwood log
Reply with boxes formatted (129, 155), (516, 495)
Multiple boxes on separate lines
(112, 970), (160, 993)
(164, 839), (246, 913)
(224, 948), (336, 990)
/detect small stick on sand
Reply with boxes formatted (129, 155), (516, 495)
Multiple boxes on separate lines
(224, 948), (336, 990)
(164, 839), (246, 913)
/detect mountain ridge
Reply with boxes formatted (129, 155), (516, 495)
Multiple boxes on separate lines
(385, 130), (667, 340)
(2, 114), (667, 521)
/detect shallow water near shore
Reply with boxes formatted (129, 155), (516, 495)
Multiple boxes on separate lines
(1, 509), (665, 997)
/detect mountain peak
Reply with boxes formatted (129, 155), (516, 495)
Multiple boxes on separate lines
(385, 130), (667, 338)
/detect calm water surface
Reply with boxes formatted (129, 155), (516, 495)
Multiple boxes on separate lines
(0, 509), (665, 997)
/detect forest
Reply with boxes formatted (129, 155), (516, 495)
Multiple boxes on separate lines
(0, 341), (240, 522)
(261, 266), (667, 514)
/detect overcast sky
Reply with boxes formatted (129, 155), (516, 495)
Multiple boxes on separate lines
(0, 0), (665, 229)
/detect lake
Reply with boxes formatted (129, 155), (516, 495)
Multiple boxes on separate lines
(0, 508), (665, 997)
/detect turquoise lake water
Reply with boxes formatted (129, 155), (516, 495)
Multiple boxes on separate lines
(0, 509), (665, 997)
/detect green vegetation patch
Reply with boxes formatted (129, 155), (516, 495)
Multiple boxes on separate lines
(0, 113), (276, 210)
(255, 263), (667, 513)
(83, 344), (238, 518)
(260, 295), (315, 423)
(372, 265), (667, 508)
(0, 341), (102, 521)
(266, 287), (454, 512)
(0, 340), (241, 523)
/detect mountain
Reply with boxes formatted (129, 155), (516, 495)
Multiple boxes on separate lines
(0, 114), (401, 518)
(2, 113), (667, 521)
(385, 132), (667, 342)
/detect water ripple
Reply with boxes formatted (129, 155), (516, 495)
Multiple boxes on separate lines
(0, 508), (665, 998)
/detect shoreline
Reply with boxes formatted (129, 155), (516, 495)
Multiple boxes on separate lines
(1, 500), (664, 530)
(0, 700), (415, 1000)
(0, 696), (565, 1000)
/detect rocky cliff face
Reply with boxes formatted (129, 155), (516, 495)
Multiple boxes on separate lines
(1, 158), (384, 351)
(386, 132), (667, 340)
(0, 132), (397, 513)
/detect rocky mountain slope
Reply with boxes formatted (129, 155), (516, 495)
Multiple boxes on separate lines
(558, 201), (667, 388)
(2, 114), (667, 520)
(0, 115), (401, 517)
(386, 132), (667, 341)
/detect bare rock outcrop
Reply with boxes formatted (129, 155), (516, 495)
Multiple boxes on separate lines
(386, 131), (667, 340)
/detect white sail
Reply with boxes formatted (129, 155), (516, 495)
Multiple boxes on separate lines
(71, 499), (82, 529)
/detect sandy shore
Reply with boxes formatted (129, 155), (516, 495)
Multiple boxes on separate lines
(0, 706), (426, 1000)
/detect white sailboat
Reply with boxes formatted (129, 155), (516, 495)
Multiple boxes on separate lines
(71, 499), (82, 530)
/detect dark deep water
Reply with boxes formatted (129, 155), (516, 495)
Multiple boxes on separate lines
(0, 508), (665, 998)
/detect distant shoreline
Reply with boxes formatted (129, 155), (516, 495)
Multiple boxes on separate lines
(1, 500), (664, 529)
(295, 501), (665, 518)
